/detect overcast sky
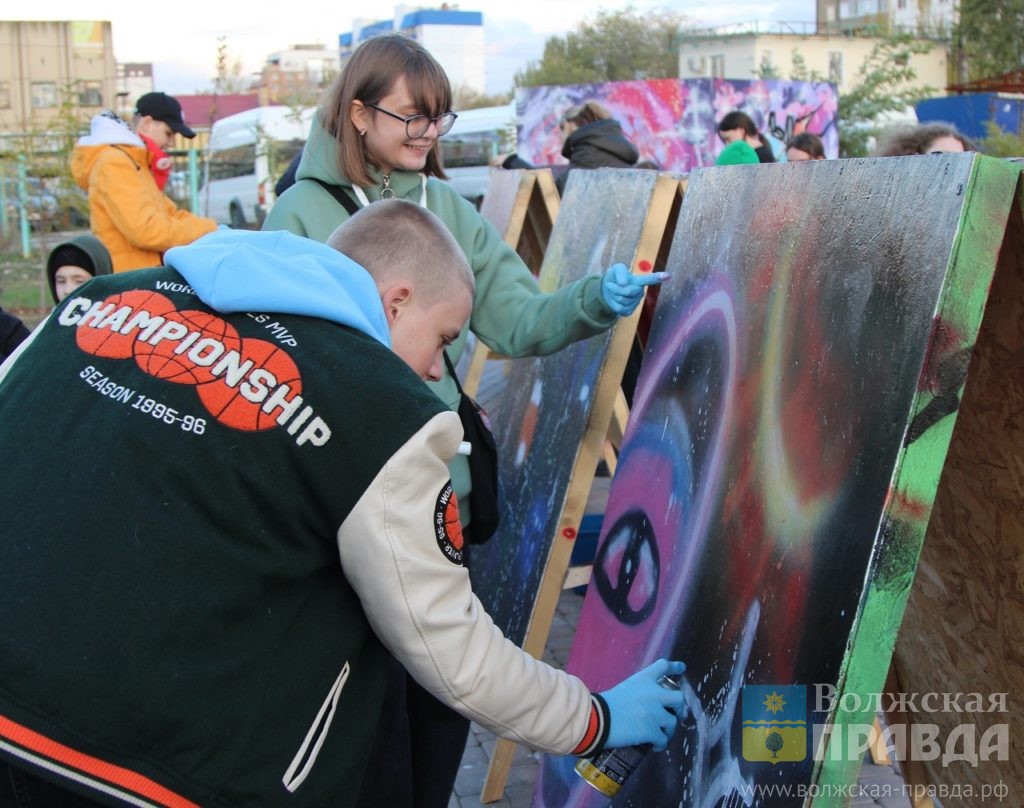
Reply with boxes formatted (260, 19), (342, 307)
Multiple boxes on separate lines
(26, 1), (815, 94)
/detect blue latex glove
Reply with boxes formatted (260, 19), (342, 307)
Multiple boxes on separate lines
(599, 263), (670, 317)
(599, 659), (687, 750)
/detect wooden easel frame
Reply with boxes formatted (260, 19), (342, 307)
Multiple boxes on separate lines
(462, 169), (561, 398)
(480, 175), (687, 802)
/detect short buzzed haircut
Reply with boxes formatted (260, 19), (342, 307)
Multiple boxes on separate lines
(327, 199), (474, 304)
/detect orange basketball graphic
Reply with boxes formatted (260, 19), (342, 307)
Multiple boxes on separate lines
(133, 310), (242, 385)
(445, 491), (464, 552)
(76, 291), (175, 359)
(433, 482), (464, 565)
(196, 337), (303, 431)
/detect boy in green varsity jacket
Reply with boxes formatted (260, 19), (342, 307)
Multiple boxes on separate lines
(0, 200), (685, 808)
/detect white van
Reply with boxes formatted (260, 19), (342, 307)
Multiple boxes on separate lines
(441, 102), (517, 207)
(200, 106), (314, 228)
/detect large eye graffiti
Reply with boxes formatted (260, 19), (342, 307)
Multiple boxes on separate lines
(593, 509), (660, 624)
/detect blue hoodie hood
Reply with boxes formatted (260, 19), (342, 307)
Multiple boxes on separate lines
(165, 229), (390, 347)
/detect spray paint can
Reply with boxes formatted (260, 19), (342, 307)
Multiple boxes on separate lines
(574, 674), (681, 797)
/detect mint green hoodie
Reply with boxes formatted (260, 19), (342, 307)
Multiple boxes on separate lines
(264, 115), (617, 509)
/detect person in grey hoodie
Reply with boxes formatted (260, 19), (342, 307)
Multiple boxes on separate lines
(0, 200), (685, 808)
(556, 100), (640, 193)
(45, 233), (113, 304)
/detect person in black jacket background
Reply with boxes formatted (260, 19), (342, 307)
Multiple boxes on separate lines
(557, 100), (639, 192)
(0, 308), (29, 363)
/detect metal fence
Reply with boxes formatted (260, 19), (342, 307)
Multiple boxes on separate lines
(0, 145), (204, 256)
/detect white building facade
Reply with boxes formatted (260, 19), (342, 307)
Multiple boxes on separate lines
(816, 0), (958, 36)
(265, 45), (341, 85)
(340, 5), (486, 94)
(677, 22), (949, 98)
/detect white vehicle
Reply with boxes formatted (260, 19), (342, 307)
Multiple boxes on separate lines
(200, 106), (314, 228)
(441, 102), (517, 207)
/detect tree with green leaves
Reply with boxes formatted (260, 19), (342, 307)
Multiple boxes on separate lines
(788, 51), (827, 84)
(953, 0), (1024, 83)
(766, 731), (784, 759)
(7, 81), (91, 234)
(515, 7), (693, 87)
(452, 85), (513, 111)
(836, 35), (937, 157)
(977, 121), (1024, 158)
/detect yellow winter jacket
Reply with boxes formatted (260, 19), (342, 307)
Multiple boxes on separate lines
(72, 123), (216, 273)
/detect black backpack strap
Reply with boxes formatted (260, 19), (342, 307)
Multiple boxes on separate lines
(308, 177), (361, 216)
(442, 351), (463, 392)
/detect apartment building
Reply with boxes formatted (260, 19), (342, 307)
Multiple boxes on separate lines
(0, 20), (117, 133)
(815, 0), (958, 36)
(117, 62), (155, 119)
(678, 21), (949, 97)
(260, 44), (340, 105)
(340, 5), (485, 94)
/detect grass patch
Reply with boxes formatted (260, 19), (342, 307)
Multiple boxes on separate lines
(0, 229), (78, 328)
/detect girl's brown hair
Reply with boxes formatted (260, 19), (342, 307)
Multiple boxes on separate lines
(786, 132), (826, 159)
(321, 34), (452, 187)
(561, 100), (612, 128)
(873, 122), (977, 157)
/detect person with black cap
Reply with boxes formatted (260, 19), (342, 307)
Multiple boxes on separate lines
(71, 92), (216, 273)
(45, 233), (113, 305)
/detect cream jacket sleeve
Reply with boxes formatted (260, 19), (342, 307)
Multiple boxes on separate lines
(336, 410), (603, 755)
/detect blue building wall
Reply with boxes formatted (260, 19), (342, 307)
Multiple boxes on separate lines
(340, 8), (482, 49)
(398, 10), (482, 27)
(916, 94), (1024, 140)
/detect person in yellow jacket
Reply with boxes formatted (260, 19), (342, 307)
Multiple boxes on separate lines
(71, 92), (217, 273)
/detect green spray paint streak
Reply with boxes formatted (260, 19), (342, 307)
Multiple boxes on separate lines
(811, 157), (1022, 806)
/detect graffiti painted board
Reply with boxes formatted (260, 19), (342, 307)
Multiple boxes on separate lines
(517, 78), (838, 173)
(470, 169), (682, 800)
(534, 154), (1022, 808)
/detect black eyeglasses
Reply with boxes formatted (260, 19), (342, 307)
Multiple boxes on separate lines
(364, 103), (458, 138)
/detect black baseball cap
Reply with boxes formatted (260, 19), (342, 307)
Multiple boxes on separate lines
(134, 92), (196, 139)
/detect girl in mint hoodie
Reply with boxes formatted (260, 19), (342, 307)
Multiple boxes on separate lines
(264, 33), (662, 536)
(264, 32), (667, 808)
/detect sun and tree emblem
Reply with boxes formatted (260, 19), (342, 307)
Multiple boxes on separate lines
(762, 692), (787, 758)
(742, 685), (806, 764)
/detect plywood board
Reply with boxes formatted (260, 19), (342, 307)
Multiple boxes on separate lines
(533, 155), (1021, 808)
(890, 180), (1024, 808)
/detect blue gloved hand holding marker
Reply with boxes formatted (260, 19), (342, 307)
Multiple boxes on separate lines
(600, 262), (671, 317)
